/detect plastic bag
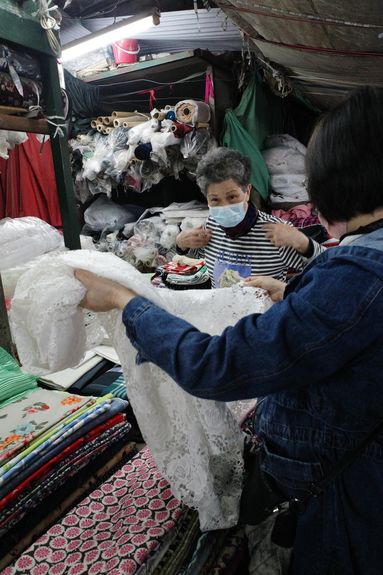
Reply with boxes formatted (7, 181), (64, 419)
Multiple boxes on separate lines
(0, 217), (64, 271)
(270, 174), (309, 203)
(262, 146), (306, 175)
(180, 129), (210, 159)
(0, 129), (28, 159)
(264, 134), (307, 156)
(83, 195), (144, 232)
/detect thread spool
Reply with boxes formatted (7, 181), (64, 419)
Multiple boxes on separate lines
(134, 142), (153, 160)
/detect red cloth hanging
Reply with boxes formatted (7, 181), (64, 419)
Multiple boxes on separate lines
(0, 134), (62, 227)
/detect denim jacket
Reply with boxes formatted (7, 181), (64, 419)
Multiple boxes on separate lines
(123, 227), (383, 575)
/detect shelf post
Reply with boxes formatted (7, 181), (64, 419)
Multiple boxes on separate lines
(40, 56), (81, 250)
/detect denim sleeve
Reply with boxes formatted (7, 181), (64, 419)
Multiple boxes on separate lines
(122, 259), (382, 402)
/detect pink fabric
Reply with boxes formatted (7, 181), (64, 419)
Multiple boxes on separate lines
(1, 448), (185, 575)
(272, 203), (319, 228)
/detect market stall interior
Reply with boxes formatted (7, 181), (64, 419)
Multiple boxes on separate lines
(0, 0), (382, 573)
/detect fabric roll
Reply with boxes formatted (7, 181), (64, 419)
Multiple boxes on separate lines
(165, 110), (176, 121)
(175, 99), (211, 125)
(134, 142), (153, 160)
(171, 121), (194, 138)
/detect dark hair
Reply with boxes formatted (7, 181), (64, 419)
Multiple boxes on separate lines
(306, 86), (383, 223)
(196, 147), (251, 196)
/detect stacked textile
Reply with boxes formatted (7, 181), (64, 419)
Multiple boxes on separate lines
(0, 44), (43, 110)
(0, 347), (135, 570)
(0, 446), (250, 575)
(0, 448), (186, 575)
(152, 255), (210, 290)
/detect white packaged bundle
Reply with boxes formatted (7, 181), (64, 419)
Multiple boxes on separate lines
(0, 217), (63, 271)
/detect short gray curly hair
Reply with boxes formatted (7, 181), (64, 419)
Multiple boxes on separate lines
(196, 147), (251, 197)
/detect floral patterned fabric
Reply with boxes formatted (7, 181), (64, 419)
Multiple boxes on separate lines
(0, 447), (185, 575)
(0, 397), (128, 500)
(0, 418), (132, 535)
(0, 389), (92, 465)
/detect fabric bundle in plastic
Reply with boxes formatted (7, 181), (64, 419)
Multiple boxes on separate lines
(0, 71), (42, 109)
(0, 217), (64, 271)
(175, 100), (211, 125)
(262, 134), (309, 204)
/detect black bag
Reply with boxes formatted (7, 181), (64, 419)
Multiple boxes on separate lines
(239, 417), (383, 549)
(238, 439), (297, 548)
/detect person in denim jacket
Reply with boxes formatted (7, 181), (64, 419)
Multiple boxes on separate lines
(75, 86), (383, 575)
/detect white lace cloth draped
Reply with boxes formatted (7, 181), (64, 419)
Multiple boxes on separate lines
(10, 251), (272, 530)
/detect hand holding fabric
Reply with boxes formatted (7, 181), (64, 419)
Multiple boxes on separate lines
(263, 223), (310, 255)
(176, 226), (212, 250)
(74, 268), (136, 311)
(243, 275), (285, 302)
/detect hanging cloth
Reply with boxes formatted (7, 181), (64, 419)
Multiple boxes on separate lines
(0, 135), (62, 227)
(222, 110), (270, 200)
(221, 75), (285, 200)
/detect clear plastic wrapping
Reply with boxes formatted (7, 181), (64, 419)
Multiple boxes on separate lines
(0, 217), (64, 271)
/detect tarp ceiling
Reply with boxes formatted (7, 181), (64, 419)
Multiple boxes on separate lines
(59, 0), (383, 109)
(215, 0), (383, 109)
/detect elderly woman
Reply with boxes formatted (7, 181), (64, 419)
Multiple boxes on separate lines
(176, 147), (324, 287)
(75, 86), (383, 575)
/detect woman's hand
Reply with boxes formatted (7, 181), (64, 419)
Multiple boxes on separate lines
(74, 269), (137, 312)
(176, 226), (212, 250)
(263, 223), (310, 255)
(243, 275), (286, 302)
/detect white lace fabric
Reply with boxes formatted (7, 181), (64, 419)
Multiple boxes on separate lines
(10, 251), (272, 530)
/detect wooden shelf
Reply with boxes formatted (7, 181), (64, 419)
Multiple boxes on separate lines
(0, 113), (49, 134)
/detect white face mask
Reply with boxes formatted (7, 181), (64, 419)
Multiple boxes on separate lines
(209, 201), (246, 228)
(318, 214), (348, 239)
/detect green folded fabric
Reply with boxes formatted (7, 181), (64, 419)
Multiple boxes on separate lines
(0, 347), (38, 406)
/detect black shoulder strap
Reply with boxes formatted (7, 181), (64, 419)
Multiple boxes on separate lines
(302, 418), (383, 506)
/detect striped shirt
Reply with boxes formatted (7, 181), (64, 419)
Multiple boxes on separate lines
(198, 211), (324, 287)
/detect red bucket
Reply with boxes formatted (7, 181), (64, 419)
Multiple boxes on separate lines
(112, 39), (139, 65)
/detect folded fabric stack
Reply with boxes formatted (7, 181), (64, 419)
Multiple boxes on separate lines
(1, 446), (250, 575)
(0, 347), (136, 571)
(152, 256), (211, 290)
(161, 200), (209, 228)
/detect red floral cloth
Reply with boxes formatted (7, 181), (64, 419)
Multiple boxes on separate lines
(0, 448), (185, 575)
